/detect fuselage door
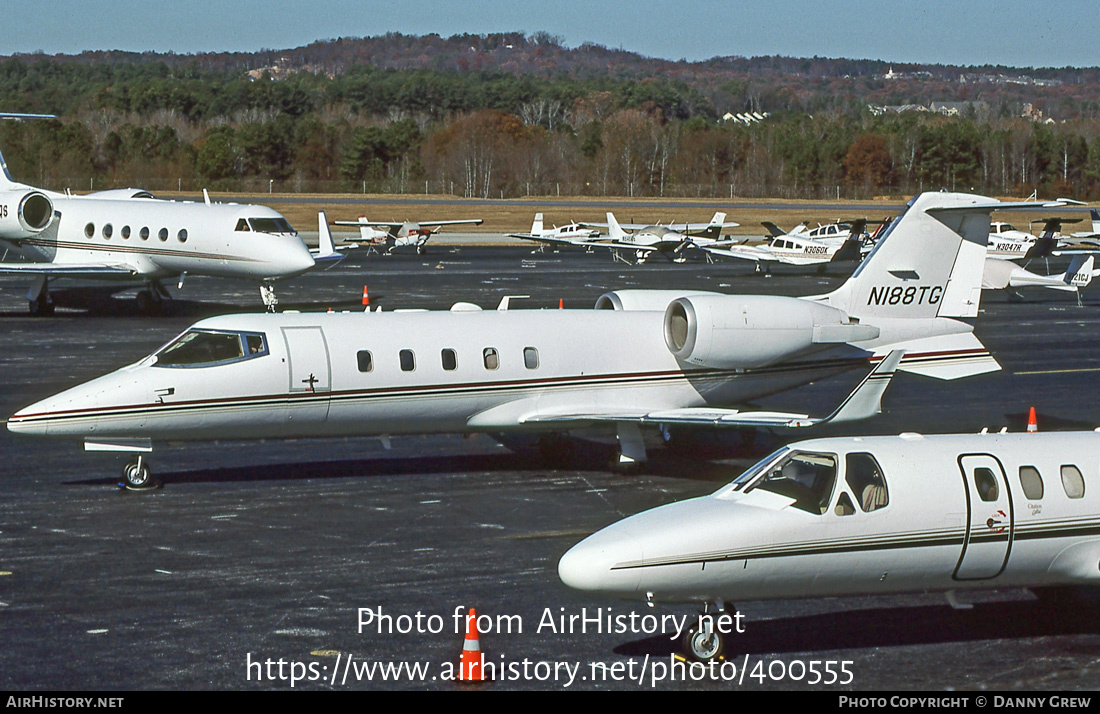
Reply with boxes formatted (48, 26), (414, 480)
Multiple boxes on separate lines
(954, 453), (1013, 580)
(282, 326), (331, 422)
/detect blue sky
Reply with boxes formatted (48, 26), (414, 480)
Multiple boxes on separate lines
(2, 0), (1096, 68)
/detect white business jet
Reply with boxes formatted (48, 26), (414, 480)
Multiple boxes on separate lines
(559, 428), (1100, 661)
(331, 216), (483, 254)
(0, 145), (319, 314)
(8, 191), (1067, 488)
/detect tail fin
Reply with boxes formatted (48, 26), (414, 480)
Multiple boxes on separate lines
(606, 212), (628, 241)
(1067, 255), (1095, 288)
(317, 211), (336, 258)
(825, 193), (1003, 320)
(531, 212), (544, 235)
(830, 236), (864, 263)
(709, 211), (726, 226)
(761, 221), (786, 237)
(1091, 208), (1100, 234)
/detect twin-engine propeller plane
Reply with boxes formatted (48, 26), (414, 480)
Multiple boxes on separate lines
(8, 192), (1069, 488)
(702, 219), (869, 272)
(0, 124), (323, 314)
(331, 216), (483, 254)
(559, 428), (1100, 661)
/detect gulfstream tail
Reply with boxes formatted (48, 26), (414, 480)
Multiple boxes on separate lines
(8, 192), (1069, 487)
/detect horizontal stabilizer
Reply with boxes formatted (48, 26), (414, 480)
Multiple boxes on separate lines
(873, 332), (999, 380)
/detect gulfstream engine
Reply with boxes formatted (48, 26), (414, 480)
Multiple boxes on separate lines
(664, 294), (880, 369)
(0, 189), (53, 239)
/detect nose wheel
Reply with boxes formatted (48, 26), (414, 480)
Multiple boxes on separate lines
(683, 623), (725, 662)
(120, 456), (159, 490)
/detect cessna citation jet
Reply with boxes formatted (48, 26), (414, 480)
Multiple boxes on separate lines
(8, 192), (1069, 488)
(559, 429), (1100, 661)
(0, 150), (320, 314)
(331, 216), (483, 254)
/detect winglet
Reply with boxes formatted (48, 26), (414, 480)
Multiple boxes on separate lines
(818, 350), (904, 425)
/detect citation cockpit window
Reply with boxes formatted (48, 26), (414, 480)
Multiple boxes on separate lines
(154, 330), (269, 368)
(743, 450), (839, 515)
(248, 217), (297, 235)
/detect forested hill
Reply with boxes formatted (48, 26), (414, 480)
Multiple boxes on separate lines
(8, 32), (1100, 121)
(2, 32), (1100, 201)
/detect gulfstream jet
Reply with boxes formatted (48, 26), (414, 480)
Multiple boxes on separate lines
(559, 429), (1100, 661)
(0, 147), (318, 314)
(8, 192), (1068, 488)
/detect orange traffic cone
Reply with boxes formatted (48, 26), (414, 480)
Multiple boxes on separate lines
(1027, 407), (1038, 433)
(362, 285), (370, 306)
(458, 608), (484, 682)
(558, 298), (563, 309)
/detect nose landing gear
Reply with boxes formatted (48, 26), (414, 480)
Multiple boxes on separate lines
(120, 455), (160, 490)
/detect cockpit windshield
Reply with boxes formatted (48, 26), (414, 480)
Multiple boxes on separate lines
(717, 449), (838, 514)
(248, 217), (297, 235)
(714, 447), (789, 497)
(749, 451), (838, 514)
(154, 330), (268, 368)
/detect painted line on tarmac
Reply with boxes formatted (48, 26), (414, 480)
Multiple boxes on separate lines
(1015, 367), (1100, 375)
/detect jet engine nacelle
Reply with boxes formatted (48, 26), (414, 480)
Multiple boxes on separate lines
(664, 294), (879, 369)
(0, 189), (54, 239)
(85, 188), (156, 200)
(594, 289), (723, 311)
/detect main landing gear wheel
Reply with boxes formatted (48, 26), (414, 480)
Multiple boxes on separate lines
(120, 457), (159, 490)
(683, 623), (724, 662)
(28, 294), (55, 316)
(136, 290), (163, 316)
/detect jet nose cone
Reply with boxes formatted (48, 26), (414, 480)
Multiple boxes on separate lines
(558, 530), (643, 596)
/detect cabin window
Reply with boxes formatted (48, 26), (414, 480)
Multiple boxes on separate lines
(1061, 465), (1085, 499)
(1018, 466), (1044, 500)
(399, 349), (415, 372)
(235, 219), (251, 232)
(140, 227), (150, 240)
(524, 347), (539, 370)
(102, 223), (113, 239)
(121, 225), (131, 239)
(158, 227), (169, 242)
(84, 223), (94, 238)
(356, 350), (373, 373)
(974, 468), (1000, 502)
(178, 229), (188, 243)
(749, 451), (838, 515)
(845, 452), (889, 512)
(154, 330), (267, 368)
(441, 348), (457, 371)
(483, 348), (499, 370)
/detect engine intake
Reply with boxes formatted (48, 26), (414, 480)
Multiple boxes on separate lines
(0, 190), (53, 238)
(664, 294), (879, 369)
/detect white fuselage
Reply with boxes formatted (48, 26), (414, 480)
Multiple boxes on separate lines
(0, 196), (315, 281)
(7, 309), (870, 443)
(559, 432), (1100, 603)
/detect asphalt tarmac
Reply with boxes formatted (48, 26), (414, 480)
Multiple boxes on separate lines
(1, 245), (1099, 691)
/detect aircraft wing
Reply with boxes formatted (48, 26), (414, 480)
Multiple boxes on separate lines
(332, 220), (403, 229)
(701, 244), (776, 263)
(587, 240), (663, 253)
(418, 219), (483, 227)
(508, 233), (596, 247)
(0, 263), (137, 277)
(522, 351), (903, 429)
